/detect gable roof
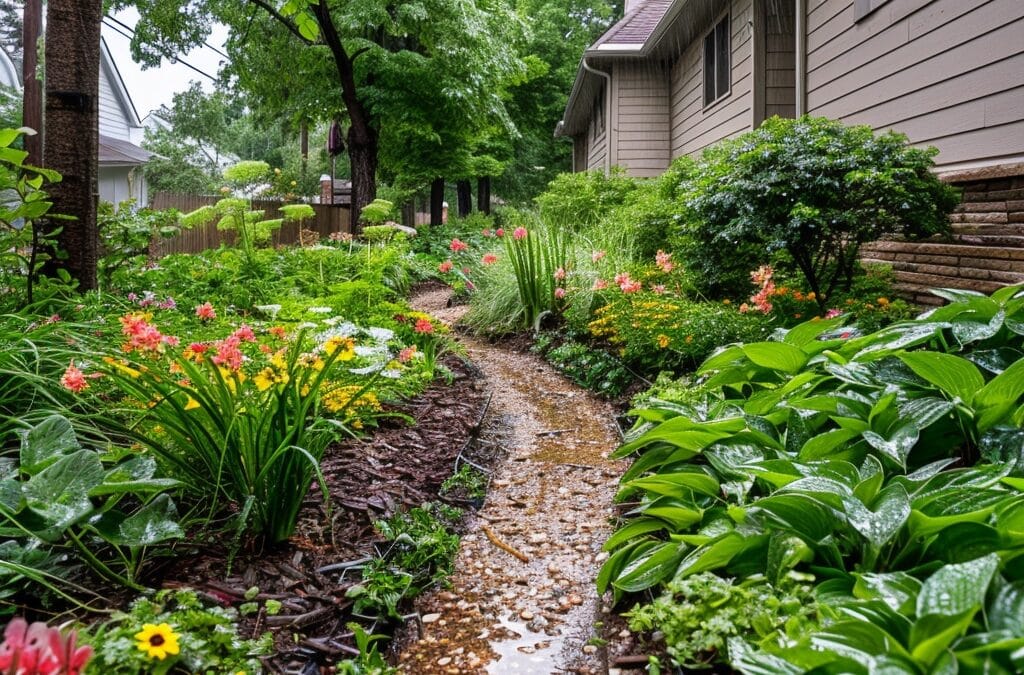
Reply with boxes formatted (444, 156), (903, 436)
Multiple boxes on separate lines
(99, 134), (153, 166)
(100, 37), (142, 130)
(591, 0), (675, 53)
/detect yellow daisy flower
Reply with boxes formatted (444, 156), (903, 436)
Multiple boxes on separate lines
(134, 623), (180, 660)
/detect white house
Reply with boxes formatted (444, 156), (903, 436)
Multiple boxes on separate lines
(97, 37), (152, 207)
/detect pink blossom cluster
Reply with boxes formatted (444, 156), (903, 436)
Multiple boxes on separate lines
(614, 272), (642, 294)
(655, 250), (675, 273)
(740, 265), (775, 314)
(195, 302), (217, 321)
(127, 291), (176, 310)
(210, 326), (255, 371)
(120, 314), (179, 353)
(0, 618), (92, 675)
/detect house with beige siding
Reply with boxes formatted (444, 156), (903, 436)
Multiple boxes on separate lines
(556, 0), (1024, 299)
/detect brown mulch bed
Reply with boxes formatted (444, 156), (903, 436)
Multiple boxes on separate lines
(157, 354), (491, 672)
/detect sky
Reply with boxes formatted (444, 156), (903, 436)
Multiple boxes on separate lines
(102, 7), (229, 120)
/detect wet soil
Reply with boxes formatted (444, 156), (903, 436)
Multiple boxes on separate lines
(394, 284), (627, 674)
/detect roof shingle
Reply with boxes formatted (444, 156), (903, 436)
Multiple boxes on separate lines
(591, 0), (674, 50)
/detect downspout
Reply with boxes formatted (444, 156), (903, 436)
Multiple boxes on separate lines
(795, 0), (807, 115)
(581, 57), (612, 176)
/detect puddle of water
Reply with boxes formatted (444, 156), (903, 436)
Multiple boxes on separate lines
(486, 619), (564, 674)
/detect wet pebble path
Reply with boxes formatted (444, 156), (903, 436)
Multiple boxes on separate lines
(397, 287), (625, 674)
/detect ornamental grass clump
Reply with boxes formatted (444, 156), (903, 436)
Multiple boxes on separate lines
(502, 216), (569, 330)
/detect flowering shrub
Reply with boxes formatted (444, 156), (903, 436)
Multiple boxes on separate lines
(0, 618), (92, 675)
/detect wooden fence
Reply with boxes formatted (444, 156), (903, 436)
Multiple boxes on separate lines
(148, 192), (352, 257)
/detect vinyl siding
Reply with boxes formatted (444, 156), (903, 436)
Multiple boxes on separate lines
(99, 166), (147, 207)
(805, 0), (1024, 168)
(611, 62), (671, 177)
(98, 60), (131, 142)
(586, 106), (608, 171)
(669, 0), (755, 158)
(765, 0), (796, 119)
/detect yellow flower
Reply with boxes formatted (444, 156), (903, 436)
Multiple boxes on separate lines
(877, 297), (890, 306)
(134, 623), (180, 661)
(722, 299), (731, 305)
(807, 292), (817, 301)
(270, 349), (289, 370)
(254, 368), (276, 392)
(657, 334), (670, 349)
(324, 336), (356, 361)
(103, 356), (141, 378)
(184, 396), (201, 411)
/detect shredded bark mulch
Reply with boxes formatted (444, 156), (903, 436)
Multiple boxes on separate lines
(160, 354), (491, 673)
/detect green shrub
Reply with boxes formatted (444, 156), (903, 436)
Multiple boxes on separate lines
(679, 116), (960, 301)
(534, 168), (638, 231)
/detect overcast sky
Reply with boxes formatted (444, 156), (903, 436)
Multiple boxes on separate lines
(102, 7), (229, 120)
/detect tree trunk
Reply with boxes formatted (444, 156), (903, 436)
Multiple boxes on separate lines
(430, 178), (445, 227)
(347, 125), (378, 228)
(477, 176), (491, 215)
(456, 179), (472, 218)
(401, 201), (415, 228)
(43, 0), (102, 292)
(22, 0), (43, 165)
(299, 120), (308, 183)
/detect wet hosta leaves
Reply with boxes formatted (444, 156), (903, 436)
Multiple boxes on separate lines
(623, 471), (720, 500)
(853, 571), (921, 614)
(93, 494), (184, 546)
(979, 427), (1024, 473)
(926, 522), (1004, 563)
(809, 620), (914, 665)
(799, 428), (861, 461)
(675, 531), (753, 578)
(612, 541), (686, 592)
(636, 496), (704, 530)
(844, 484), (910, 550)
(849, 322), (949, 359)
(18, 414), (80, 474)
(988, 581), (1024, 634)
(951, 311), (1005, 345)
(603, 518), (667, 551)
(898, 397), (955, 432)
(967, 348), (1024, 375)
(755, 493), (843, 544)
(22, 450), (105, 535)
(862, 424), (920, 469)
(898, 352), (984, 403)
(741, 342), (809, 374)
(974, 359), (1024, 432)
(614, 415), (743, 458)
(917, 554), (999, 618)
(783, 316), (847, 347)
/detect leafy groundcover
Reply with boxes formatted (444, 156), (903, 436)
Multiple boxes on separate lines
(602, 284), (1024, 674)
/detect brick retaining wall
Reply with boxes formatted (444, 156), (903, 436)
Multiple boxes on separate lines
(861, 165), (1024, 306)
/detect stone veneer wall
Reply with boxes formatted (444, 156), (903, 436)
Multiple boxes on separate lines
(860, 163), (1024, 306)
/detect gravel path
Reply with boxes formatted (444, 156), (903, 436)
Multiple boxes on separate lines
(396, 286), (625, 674)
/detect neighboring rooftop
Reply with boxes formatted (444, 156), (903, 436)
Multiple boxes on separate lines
(99, 134), (154, 166)
(591, 0), (674, 52)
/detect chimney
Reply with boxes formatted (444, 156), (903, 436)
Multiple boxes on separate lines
(319, 174), (332, 204)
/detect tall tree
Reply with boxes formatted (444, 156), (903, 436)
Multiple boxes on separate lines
(44, 0), (103, 291)
(120, 0), (524, 218)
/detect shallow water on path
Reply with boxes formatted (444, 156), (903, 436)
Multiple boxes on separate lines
(396, 288), (624, 674)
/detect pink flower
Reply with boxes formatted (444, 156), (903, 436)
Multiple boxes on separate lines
(591, 250), (606, 263)
(450, 238), (468, 252)
(211, 336), (244, 371)
(655, 250), (675, 273)
(824, 308), (842, 319)
(44, 314), (61, 324)
(158, 297), (177, 310)
(482, 253), (498, 265)
(554, 287), (566, 299)
(739, 303), (750, 313)
(398, 346), (417, 363)
(438, 260), (454, 273)
(495, 228), (505, 238)
(621, 280), (643, 293)
(513, 227), (528, 240)
(592, 278), (609, 291)
(414, 318), (434, 334)
(462, 266), (471, 276)
(195, 302), (217, 321)
(61, 361), (88, 393)
(652, 284), (666, 295)
(126, 292), (138, 302)
(232, 324), (257, 342)
(0, 618), (91, 675)
(554, 267), (566, 281)
(162, 335), (180, 347)
(482, 228), (494, 237)
(751, 265), (774, 285)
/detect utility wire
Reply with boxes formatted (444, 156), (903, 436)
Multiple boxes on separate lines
(104, 13), (229, 59)
(101, 16), (220, 82)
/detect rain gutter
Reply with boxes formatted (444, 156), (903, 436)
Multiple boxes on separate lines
(795, 0), (807, 115)
(581, 57), (613, 177)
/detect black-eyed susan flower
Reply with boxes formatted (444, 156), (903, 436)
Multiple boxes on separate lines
(134, 623), (180, 660)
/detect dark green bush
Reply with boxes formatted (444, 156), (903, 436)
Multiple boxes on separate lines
(678, 115), (960, 301)
(534, 168), (638, 230)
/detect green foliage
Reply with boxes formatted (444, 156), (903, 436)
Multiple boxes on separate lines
(626, 572), (819, 669)
(222, 160), (270, 190)
(98, 202), (183, 289)
(0, 127), (66, 308)
(80, 588), (271, 674)
(279, 203), (315, 226)
(440, 465), (489, 501)
(679, 116), (960, 301)
(0, 415), (183, 594)
(600, 284), (1024, 671)
(534, 168), (638, 230)
(502, 216), (569, 330)
(336, 622), (398, 675)
(532, 333), (634, 397)
(347, 502), (462, 619)
(360, 199), (395, 226)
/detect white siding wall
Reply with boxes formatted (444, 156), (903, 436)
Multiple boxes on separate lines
(99, 166), (147, 207)
(805, 0), (1024, 169)
(611, 62), (671, 177)
(670, 0), (755, 158)
(98, 61), (131, 142)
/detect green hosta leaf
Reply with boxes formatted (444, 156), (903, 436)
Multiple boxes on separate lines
(623, 472), (720, 500)
(988, 581), (1024, 634)
(862, 425), (920, 469)
(927, 287), (989, 307)
(783, 316), (847, 347)
(766, 533), (812, 585)
(93, 494), (183, 546)
(898, 397), (955, 431)
(844, 484), (911, 550)
(22, 450), (104, 535)
(979, 427), (1024, 473)
(849, 322), (948, 359)
(974, 359), (1024, 432)
(755, 494), (844, 544)
(810, 620), (914, 664)
(898, 352), (984, 403)
(799, 428), (861, 461)
(952, 311), (1005, 345)
(636, 497), (704, 530)
(18, 415), (80, 474)
(611, 540), (686, 592)
(967, 348), (1024, 375)
(926, 522), (1004, 563)
(603, 518), (667, 551)
(910, 611), (978, 667)
(597, 540), (655, 596)
(741, 342), (809, 374)
(853, 571), (921, 614)
(953, 630), (1024, 672)
(917, 554), (999, 618)
(674, 531), (752, 578)
(0, 479), (23, 513)
(89, 478), (182, 497)
(908, 505), (996, 540)
(614, 416), (743, 458)
(699, 345), (745, 373)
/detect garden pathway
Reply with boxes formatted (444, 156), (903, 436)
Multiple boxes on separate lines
(396, 286), (625, 674)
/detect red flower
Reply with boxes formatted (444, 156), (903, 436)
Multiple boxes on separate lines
(232, 324), (257, 342)
(60, 361), (89, 393)
(482, 253), (498, 265)
(495, 228), (505, 237)
(449, 238), (468, 252)
(513, 227), (527, 240)
(195, 302), (217, 321)
(438, 260), (454, 273)
(414, 318), (434, 334)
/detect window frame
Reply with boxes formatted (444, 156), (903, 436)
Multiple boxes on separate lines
(702, 12), (732, 109)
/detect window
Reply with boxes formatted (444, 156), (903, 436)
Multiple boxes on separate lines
(854, 0), (891, 22)
(703, 14), (731, 107)
(592, 85), (605, 140)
